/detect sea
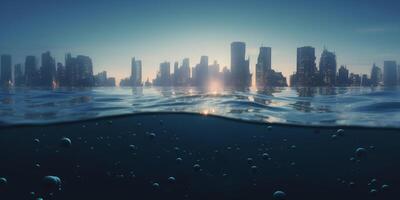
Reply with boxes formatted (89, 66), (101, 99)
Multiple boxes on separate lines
(0, 86), (399, 200)
(1, 86), (400, 127)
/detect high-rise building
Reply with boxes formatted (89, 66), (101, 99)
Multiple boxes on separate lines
(349, 73), (361, 86)
(255, 47), (271, 87)
(1, 55), (12, 86)
(14, 64), (24, 86)
(370, 64), (382, 86)
(398, 65), (400, 85)
(76, 55), (94, 86)
(65, 53), (77, 86)
(131, 57), (142, 86)
(222, 66), (231, 86)
(25, 56), (39, 87)
(180, 58), (190, 86)
(361, 74), (371, 86)
(255, 47), (287, 87)
(337, 65), (349, 86)
(56, 62), (66, 87)
(193, 56), (209, 86)
(295, 46), (317, 86)
(319, 49), (337, 86)
(383, 61), (397, 86)
(40, 51), (56, 87)
(173, 61), (179, 86)
(231, 42), (251, 87)
(158, 62), (171, 86)
(64, 54), (94, 87)
(208, 60), (220, 82)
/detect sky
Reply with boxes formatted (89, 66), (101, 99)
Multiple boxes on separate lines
(0, 0), (400, 84)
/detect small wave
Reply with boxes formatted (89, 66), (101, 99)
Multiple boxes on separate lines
(353, 102), (400, 112)
(0, 87), (400, 128)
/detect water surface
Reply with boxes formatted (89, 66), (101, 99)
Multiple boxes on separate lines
(0, 87), (399, 127)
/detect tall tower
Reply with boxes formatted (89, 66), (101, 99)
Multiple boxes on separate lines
(25, 56), (38, 87)
(231, 42), (251, 87)
(159, 62), (171, 86)
(296, 46), (317, 86)
(383, 61), (397, 86)
(131, 57), (142, 86)
(319, 49), (337, 86)
(370, 64), (382, 86)
(255, 47), (271, 87)
(0, 55), (12, 86)
(40, 51), (56, 87)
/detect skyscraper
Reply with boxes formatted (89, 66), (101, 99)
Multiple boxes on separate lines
(40, 51), (56, 87)
(158, 62), (171, 86)
(255, 47), (287, 87)
(337, 65), (349, 86)
(295, 46), (317, 86)
(1, 55), (12, 86)
(76, 55), (94, 86)
(173, 61), (179, 86)
(255, 47), (271, 87)
(56, 62), (66, 86)
(231, 42), (251, 87)
(64, 54), (94, 87)
(398, 65), (400, 85)
(131, 57), (142, 86)
(208, 60), (220, 82)
(197, 56), (209, 86)
(25, 56), (38, 87)
(383, 61), (397, 86)
(180, 58), (190, 86)
(65, 53), (77, 86)
(319, 49), (337, 86)
(370, 64), (382, 86)
(361, 74), (371, 86)
(14, 64), (24, 86)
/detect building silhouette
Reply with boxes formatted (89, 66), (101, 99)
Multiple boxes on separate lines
(231, 42), (251, 87)
(25, 56), (39, 87)
(56, 62), (66, 86)
(14, 64), (24, 86)
(398, 64), (400, 85)
(40, 51), (57, 87)
(361, 74), (371, 86)
(1, 55), (12, 86)
(256, 47), (271, 87)
(370, 64), (382, 86)
(192, 56), (209, 87)
(292, 46), (318, 86)
(95, 71), (115, 87)
(64, 54), (94, 87)
(383, 61), (397, 86)
(176, 58), (191, 86)
(131, 58), (142, 86)
(173, 61), (179, 86)
(349, 73), (361, 86)
(154, 62), (171, 86)
(208, 60), (221, 84)
(337, 65), (349, 86)
(255, 47), (287, 87)
(319, 49), (337, 86)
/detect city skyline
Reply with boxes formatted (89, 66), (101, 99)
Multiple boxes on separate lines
(1, 0), (400, 83)
(1, 42), (399, 88)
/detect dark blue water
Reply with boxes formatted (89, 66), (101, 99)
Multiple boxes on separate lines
(1, 87), (400, 200)
(1, 87), (400, 127)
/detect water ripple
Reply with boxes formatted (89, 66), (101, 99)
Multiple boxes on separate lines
(0, 86), (400, 127)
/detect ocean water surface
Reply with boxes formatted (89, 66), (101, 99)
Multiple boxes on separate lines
(1, 86), (399, 127)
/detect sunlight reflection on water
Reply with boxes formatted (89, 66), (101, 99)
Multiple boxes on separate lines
(0, 86), (399, 127)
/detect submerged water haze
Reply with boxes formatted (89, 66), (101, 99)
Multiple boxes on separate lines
(0, 87), (399, 127)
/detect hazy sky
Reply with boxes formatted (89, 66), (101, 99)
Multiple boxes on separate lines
(1, 0), (399, 83)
